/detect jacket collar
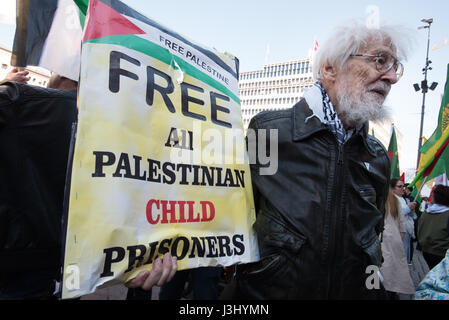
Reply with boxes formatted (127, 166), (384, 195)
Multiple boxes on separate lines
(292, 97), (376, 157)
(292, 98), (327, 141)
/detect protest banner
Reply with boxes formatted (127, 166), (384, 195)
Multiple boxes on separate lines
(61, 0), (259, 299)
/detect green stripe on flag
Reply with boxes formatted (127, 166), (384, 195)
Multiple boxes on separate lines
(74, 0), (88, 15)
(84, 34), (240, 104)
(73, 0), (87, 29)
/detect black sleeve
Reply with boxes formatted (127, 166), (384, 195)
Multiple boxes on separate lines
(246, 118), (260, 215)
(0, 83), (77, 272)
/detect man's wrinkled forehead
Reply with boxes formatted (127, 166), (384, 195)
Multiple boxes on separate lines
(358, 35), (398, 56)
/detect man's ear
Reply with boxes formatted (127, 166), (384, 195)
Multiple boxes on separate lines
(321, 64), (338, 82)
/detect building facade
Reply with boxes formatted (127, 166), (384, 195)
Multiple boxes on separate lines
(0, 46), (50, 87)
(239, 58), (314, 129)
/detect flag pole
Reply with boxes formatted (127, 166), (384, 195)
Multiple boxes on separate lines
(413, 175), (429, 202)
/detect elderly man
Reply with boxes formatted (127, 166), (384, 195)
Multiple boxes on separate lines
(235, 21), (411, 299)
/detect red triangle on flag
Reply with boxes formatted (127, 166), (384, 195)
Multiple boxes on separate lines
(83, 0), (145, 43)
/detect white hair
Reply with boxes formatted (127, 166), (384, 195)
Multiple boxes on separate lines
(313, 19), (415, 81)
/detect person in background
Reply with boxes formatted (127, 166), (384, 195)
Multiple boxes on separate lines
(415, 249), (449, 300)
(380, 188), (416, 299)
(418, 184), (449, 270)
(0, 74), (77, 299)
(391, 179), (417, 264)
(0, 73), (176, 299)
(403, 185), (421, 260)
(419, 196), (429, 214)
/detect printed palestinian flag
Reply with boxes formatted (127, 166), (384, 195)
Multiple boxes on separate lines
(11, 0), (84, 80)
(80, 0), (239, 102)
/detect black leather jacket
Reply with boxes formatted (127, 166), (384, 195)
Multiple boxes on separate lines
(0, 82), (77, 275)
(236, 99), (390, 299)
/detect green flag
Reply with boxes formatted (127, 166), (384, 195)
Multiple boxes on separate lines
(388, 125), (400, 179)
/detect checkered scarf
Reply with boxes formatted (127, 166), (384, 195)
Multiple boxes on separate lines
(314, 82), (354, 145)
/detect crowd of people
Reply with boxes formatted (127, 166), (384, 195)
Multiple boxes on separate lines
(1, 19), (449, 300)
(381, 179), (449, 299)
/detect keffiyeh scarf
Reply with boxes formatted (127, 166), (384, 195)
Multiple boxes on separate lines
(303, 82), (355, 145)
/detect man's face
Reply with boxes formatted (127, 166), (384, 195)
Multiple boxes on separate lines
(333, 38), (399, 128)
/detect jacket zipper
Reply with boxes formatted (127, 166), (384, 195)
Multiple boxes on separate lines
(326, 142), (345, 299)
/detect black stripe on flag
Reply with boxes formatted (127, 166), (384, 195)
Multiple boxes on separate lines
(11, 0), (58, 67)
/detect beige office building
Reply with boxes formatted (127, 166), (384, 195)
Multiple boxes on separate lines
(239, 58), (314, 129)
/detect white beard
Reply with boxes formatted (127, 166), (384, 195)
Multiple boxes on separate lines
(336, 81), (392, 128)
